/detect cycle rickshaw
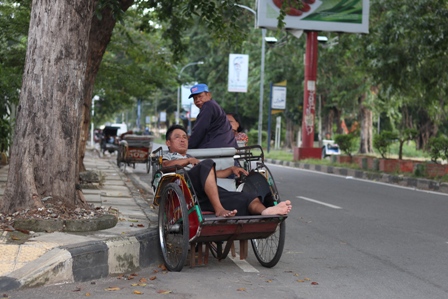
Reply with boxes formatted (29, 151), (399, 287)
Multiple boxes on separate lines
(150, 145), (287, 271)
(117, 134), (153, 173)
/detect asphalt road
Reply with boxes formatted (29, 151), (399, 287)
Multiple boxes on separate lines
(7, 158), (448, 299)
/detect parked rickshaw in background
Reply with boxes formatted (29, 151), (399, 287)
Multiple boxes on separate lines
(117, 132), (153, 173)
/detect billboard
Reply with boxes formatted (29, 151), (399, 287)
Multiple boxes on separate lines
(228, 54), (249, 92)
(257, 0), (369, 34)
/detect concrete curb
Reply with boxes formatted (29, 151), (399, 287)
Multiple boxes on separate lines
(0, 157), (161, 292)
(0, 228), (159, 291)
(266, 159), (448, 194)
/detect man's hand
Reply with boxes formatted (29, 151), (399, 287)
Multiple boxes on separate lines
(188, 157), (200, 166)
(229, 166), (248, 178)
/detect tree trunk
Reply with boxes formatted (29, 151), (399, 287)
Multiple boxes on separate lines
(359, 93), (373, 154)
(285, 117), (293, 149)
(417, 117), (438, 150)
(78, 0), (134, 172)
(323, 107), (335, 139)
(1, 0), (96, 213)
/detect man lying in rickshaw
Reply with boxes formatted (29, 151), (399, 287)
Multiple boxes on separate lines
(163, 125), (292, 218)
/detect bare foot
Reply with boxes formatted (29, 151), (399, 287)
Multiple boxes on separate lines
(216, 209), (237, 217)
(261, 200), (292, 216)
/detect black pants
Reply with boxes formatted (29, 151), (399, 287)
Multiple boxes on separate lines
(187, 159), (258, 216)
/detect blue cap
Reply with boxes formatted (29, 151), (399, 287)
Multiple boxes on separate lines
(189, 84), (209, 98)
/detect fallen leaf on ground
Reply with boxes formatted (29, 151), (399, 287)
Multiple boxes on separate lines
(297, 280), (305, 283)
(137, 224), (144, 227)
(311, 282), (319, 285)
(149, 276), (156, 281)
(133, 290), (143, 295)
(104, 287), (121, 291)
(157, 290), (172, 294)
(139, 278), (147, 283)
(237, 288), (246, 292)
(72, 287), (81, 292)
(266, 280), (272, 283)
(158, 264), (167, 271)
(304, 277), (311, 281)
(85, 293), (91, 296)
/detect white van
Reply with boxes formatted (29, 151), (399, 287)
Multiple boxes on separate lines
(111, 123), (128, 136)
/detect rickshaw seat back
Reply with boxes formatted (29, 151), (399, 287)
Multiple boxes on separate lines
(187, 147), (237, 191)
(122, 135), (153, 148)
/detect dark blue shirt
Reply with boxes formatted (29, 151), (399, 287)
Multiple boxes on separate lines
(188, 99), (237, 149)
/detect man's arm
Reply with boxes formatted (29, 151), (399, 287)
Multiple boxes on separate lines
(162, 156), (200, 168)
(216, 166), (248, 178)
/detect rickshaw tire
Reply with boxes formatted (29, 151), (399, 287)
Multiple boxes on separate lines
(158, 183), (189, 272)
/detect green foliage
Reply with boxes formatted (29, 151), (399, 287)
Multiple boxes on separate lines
(427, 136), (448, 163)
(247, 130), (267, 147)
(0, 103), (11, 152)
(95, 0), (125, 22)
(93, 8), (176, 126)
(373, 131), (398, 159)
(0, 0), (31, 151)
(334, 134), (357, 157)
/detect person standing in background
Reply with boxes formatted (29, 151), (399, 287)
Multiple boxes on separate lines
(226, 113), (249, 147)
(188, 83), (237, 149)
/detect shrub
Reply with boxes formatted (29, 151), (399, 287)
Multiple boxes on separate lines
(334, 134), (357, 157)
(247, 130), (267, 147)
(373, 131), (398, 159)
(428, 136), (448, 163)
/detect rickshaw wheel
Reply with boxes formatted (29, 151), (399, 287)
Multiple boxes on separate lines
(158, 183), (189, 272)
(251, 220), (285, 268)
(242, 169), (285, 267)
(117, 145), (126, 172)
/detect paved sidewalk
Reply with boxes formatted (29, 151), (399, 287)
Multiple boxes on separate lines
(0, 151), (160, 292)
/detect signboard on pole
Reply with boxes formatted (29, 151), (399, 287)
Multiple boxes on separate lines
(257, 0), (370, 34)
(271, 85), (287, 110)
(228, 54), (249, 92)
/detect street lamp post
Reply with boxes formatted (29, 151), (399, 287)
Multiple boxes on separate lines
(176, 61), (204, 124)
(90, 95), (100, 147)
(234, 4), (266, 146)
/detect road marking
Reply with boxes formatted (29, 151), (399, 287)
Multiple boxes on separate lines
(229, 253), (259, 273)
(297, 196), (342, 209)
(268, 163), (448, 197)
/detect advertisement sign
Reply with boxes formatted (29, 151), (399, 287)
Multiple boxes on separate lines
(257, 0), (370, 34)
(228, 54), (249, 92)
(159, 111), (166, 122)
(181, 83), (195, 109)
(271, 85), (287, 110)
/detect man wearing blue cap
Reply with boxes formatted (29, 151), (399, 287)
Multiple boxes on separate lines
(188, 83), (238, 149)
